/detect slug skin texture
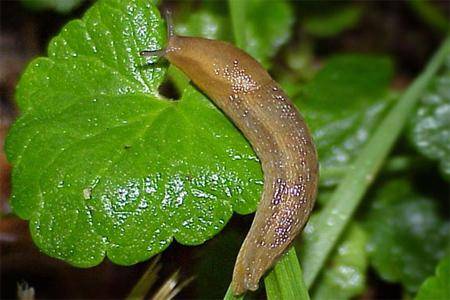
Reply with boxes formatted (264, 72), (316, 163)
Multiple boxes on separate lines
(163, 35), (319, 295)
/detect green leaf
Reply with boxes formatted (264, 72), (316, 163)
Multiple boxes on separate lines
(299, 55), (393, 110)
(408, 0), (450, 33)
(175, 0), (293, 68)
(228, 0), (247, 49)
(416, 256), (450, 300)
(224, 286), (244, 300)
(294, 54), (394, 186)
(21, 0), (85, 13)
(175, 7), (231, 41)
(6, 0), (263, 267)
(364, 180), (450, 293)
(312, 223), (368, 300)
(246, 0), (294, 67)
(410, 56), (450, 180)
(302, 5), (363, 38)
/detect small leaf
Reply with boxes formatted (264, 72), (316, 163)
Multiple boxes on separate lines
(175, 6), (231, 41)
(294, 54), (394, 186)
(184, 0), (294, 68)
(312, 223), (368, 300)
(416, 256), (450, 300)
(6, 0), (262, 267)
(243, 0), (294, 67)
(364, 180), (450, 292)
(21, 0), (85, 13)
(410, 56), (450, 180)
(301, 4), (363, 38)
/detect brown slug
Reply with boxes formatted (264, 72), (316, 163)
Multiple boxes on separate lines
(141, 14), (319, 296)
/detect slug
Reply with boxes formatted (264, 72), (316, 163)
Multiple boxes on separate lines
(141, 14), (319, 295)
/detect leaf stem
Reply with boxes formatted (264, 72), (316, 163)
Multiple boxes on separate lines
(223, 285), (243, 300)
(301, 35), (450, 288)
(265, 248), (310, 300)
(228, 0), (247, 49)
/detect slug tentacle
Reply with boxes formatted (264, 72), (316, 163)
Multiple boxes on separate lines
(142, 34), (318, 296)
(139, 49), (166, 58)
(164, 10), (175, 38)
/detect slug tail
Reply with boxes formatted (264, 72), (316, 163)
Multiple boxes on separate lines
(232, 237), (265, 295)
(231, 187), (278, 296)
(231, 155), (317, 296)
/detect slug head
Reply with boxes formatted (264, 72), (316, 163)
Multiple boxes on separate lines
(139, 10), (175, 59)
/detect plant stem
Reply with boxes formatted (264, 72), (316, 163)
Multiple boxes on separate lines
(126, 256), (161, 300)
(228, 0), (247, 49)
(265, 247), (310, 300)
(300, 35), (450, 288)
(223, 285), (243, 300)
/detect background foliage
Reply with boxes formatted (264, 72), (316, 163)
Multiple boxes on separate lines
(1, 0), (449, 299)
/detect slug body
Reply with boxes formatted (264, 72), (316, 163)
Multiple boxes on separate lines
(148, 35), (318, 295)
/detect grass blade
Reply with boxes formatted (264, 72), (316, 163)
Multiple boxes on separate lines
(151, 271), (194, 300)
(224, 285), (244, 300)
(265, 247), (310, 300)
(228, 0), (247, 49)
(126, 256), (161, 300)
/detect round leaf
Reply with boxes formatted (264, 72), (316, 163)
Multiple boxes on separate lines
(364, 180), (450, 292)
(294, 55), (394, 186)
(416, 256), (450, 300)
(6, 0), (262, 267)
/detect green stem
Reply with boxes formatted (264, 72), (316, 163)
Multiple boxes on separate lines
(265, 248), (310, 300)
(264, 276), (282, 299)
(223, 285), (243, 300)
(228, 0), (247, 49)
(301, 35), (450, 288)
